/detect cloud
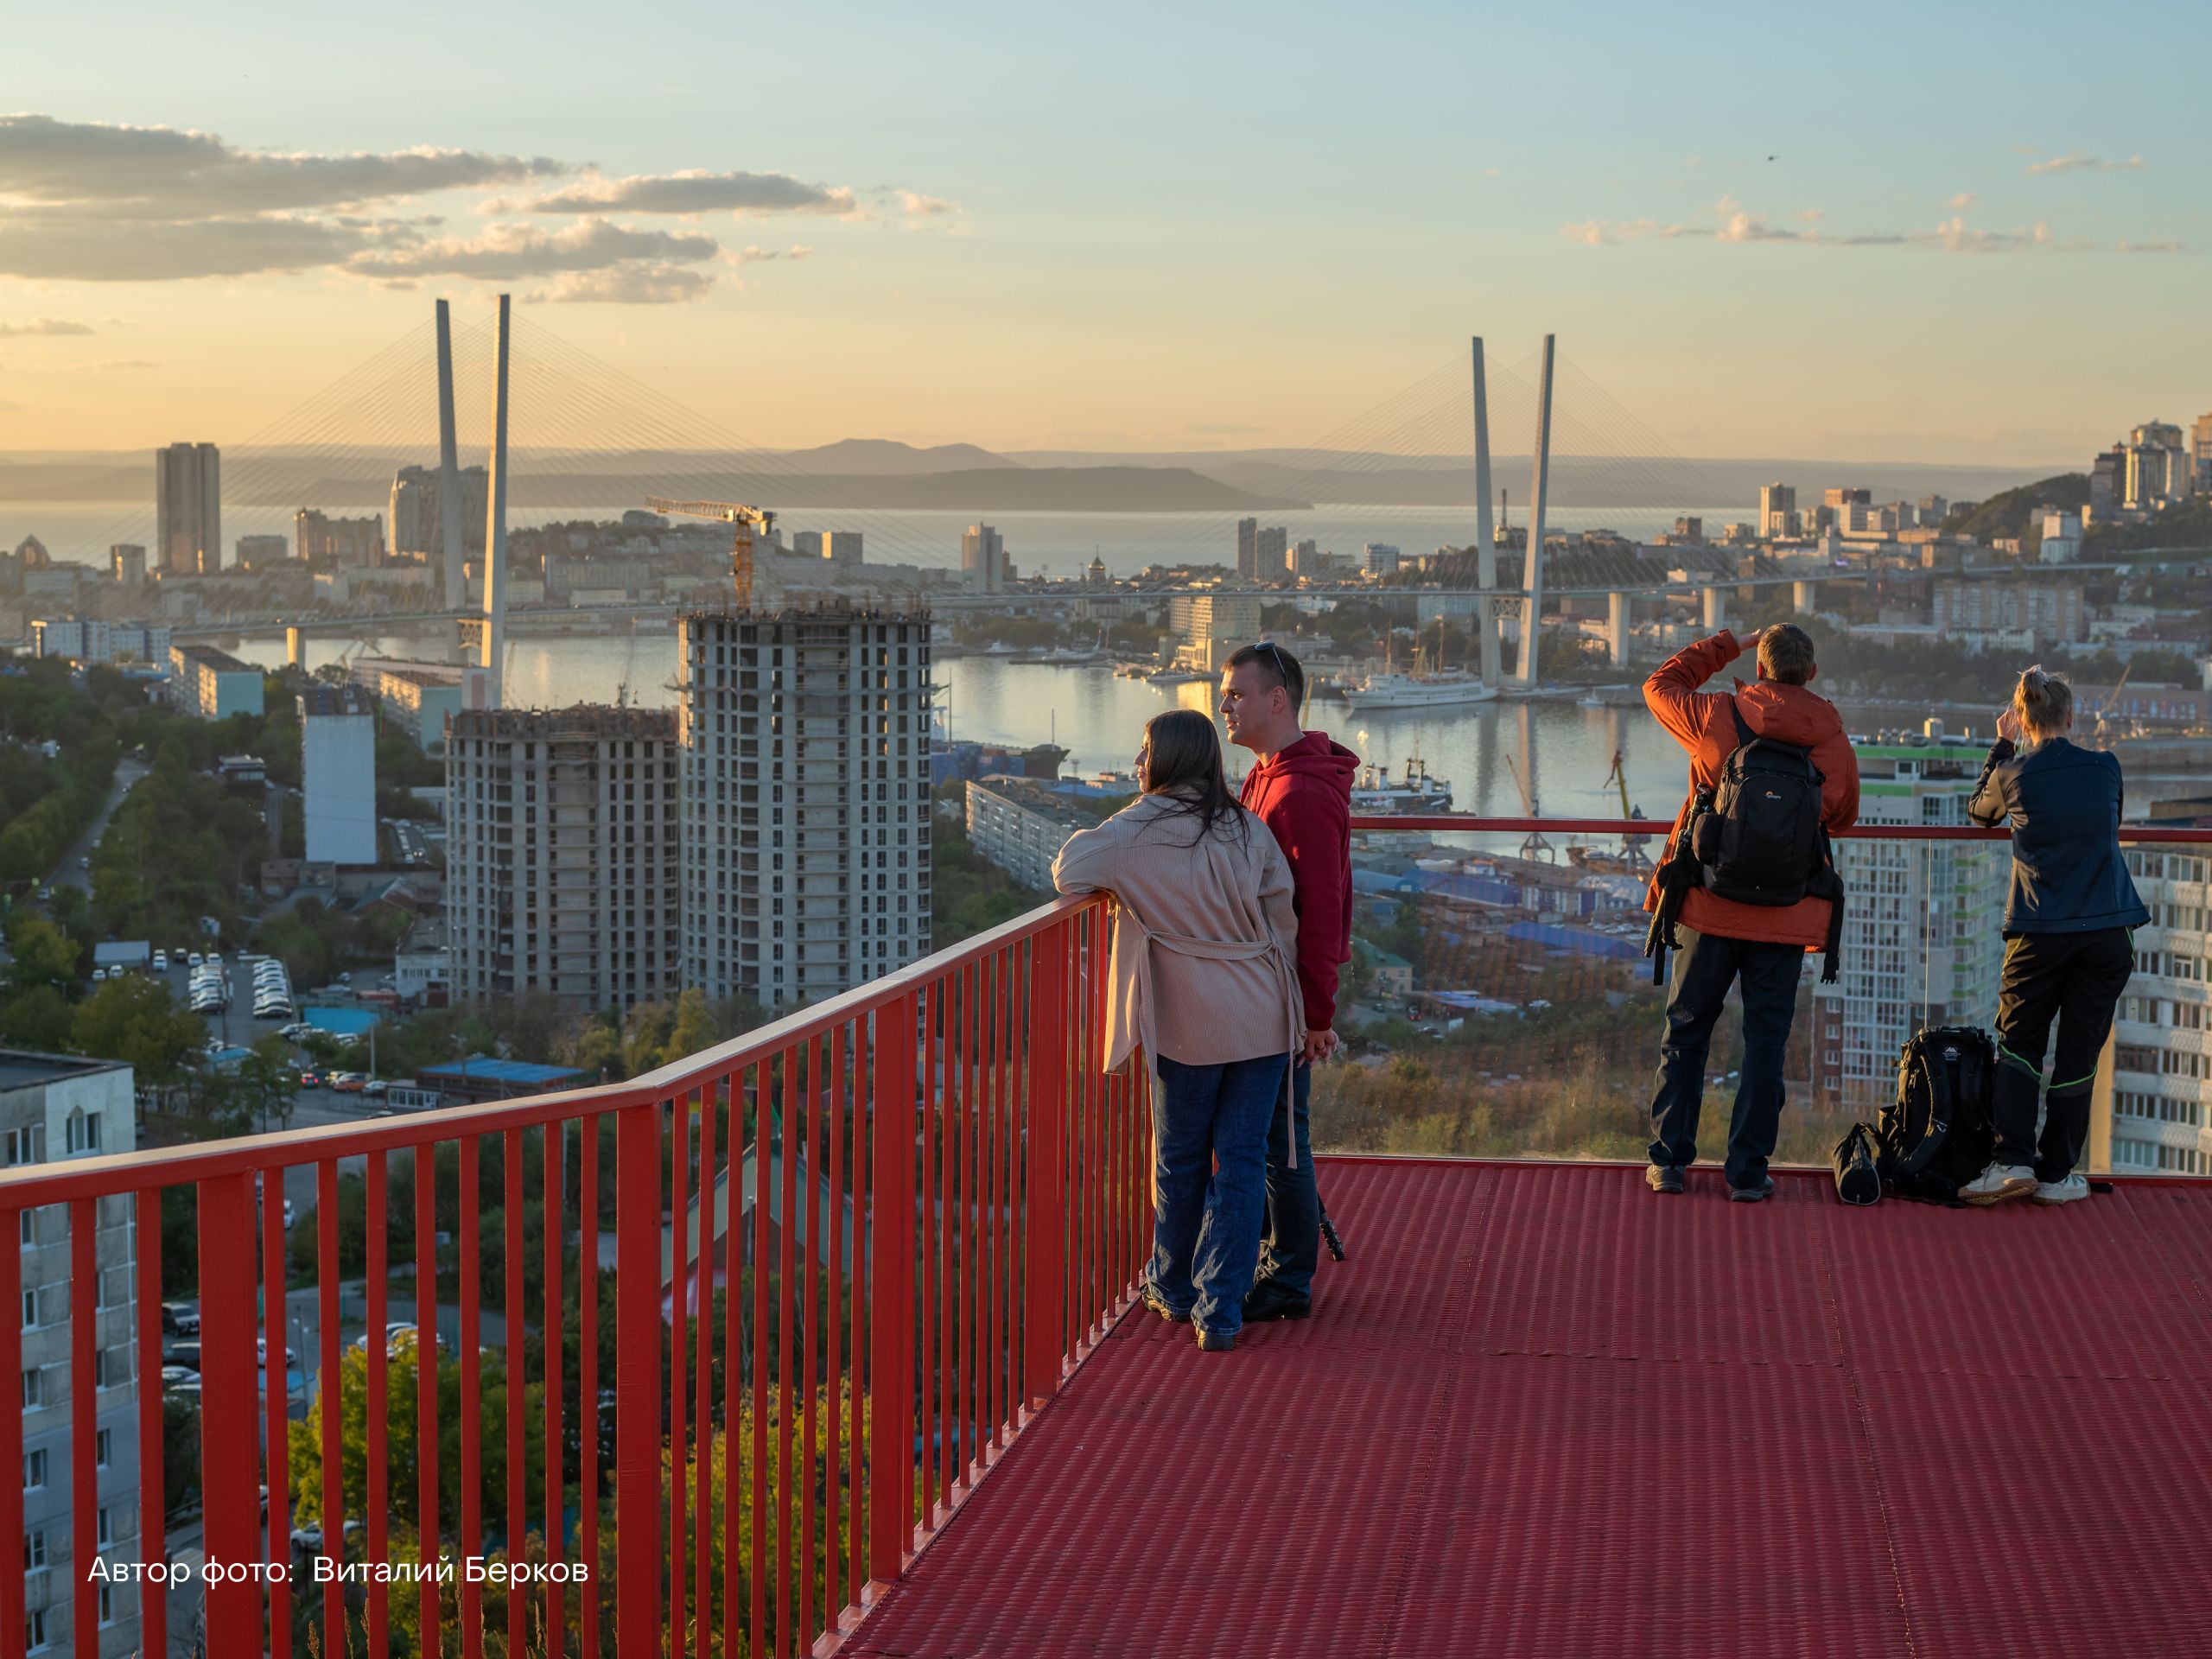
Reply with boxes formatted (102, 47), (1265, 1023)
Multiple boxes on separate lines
(493, 169), (857, 217)
(0, 211), (379, 279)
(0, 113), (565, 215)
(530, 265), (716, 304)
(1564, 195), (2174, 256)
(75, 357), (155, 370)
(2024, 153), (2146, 175)
(1948, 192), (1977, 211)
(0, 111), (922, 293)
(0, 316), (92, 337)
(346, 218), (718, 282)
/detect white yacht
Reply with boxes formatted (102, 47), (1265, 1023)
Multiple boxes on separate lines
(1348, 756), (1454, 814)
(1342, 618), (1498, 712)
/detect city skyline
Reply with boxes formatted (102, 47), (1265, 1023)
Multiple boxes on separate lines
(3, 2), (2209, 461)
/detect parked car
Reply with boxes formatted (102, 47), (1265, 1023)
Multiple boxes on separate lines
(152, 951), (168, 971)
(162, 1340), (201, 1372)
(78, 856), (89, 869)
(187, 952), (203, 968)
(333, 1076), (366, 1094)
(362, 1079), (387, 1096)
(162, 1301), (200, 1338)
(299, 1071), (324, 1089)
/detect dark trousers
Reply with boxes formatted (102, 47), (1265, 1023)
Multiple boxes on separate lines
(1993, 928), (2134, 1180)
(1150, 1052), (1287, 1336)
(1255, 1060), (1318, 1301)
(1647, 925), (1804, 1188)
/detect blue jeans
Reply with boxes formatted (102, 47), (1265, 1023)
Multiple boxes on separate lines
(1255, 1060), (1318, 1300)
(1647, 925), (1802, 1189)
(1150, 1052), (1287, 1337)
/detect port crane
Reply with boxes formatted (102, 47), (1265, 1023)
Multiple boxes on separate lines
(644, 495), (777, 607)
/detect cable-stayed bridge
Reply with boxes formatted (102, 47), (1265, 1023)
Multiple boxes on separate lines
(63, 303), (2007, 692)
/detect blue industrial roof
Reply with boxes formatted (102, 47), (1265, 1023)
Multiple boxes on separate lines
(304, 1007), (379, 1036)
(1503, 921), (1643, 960)
(420, 1057), (588, 1085)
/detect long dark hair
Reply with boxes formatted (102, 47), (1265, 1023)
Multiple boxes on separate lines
(1140, 709), (1245, 846)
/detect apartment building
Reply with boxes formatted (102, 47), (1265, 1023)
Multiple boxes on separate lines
(678, 608), (932, 1008)
(1812, 739), (2007, 1109)
(4, 1052), (143, 1658)
(1931, 580), (2086, 646)
(298, 683), (378, 865)
(445, 705), (680, 1011)
(2101, 847), (2211, 1174)
(964, 779), (1096, 890)
(168, 644), (264, 721)
(1168, 592), (1261, 674)
(155, 442), (219, 575)
(29, 620), (171, 668)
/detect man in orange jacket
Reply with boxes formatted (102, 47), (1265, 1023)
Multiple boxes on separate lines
(1641, 624), (1859, 1199)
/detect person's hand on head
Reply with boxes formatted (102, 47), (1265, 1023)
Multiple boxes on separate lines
(1996, 708), (2022, 743)
(1738, 626), (1766, 652)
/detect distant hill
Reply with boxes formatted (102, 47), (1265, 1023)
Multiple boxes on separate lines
(768, 439), (1020, 474)
(1942, 474), (2090, 544)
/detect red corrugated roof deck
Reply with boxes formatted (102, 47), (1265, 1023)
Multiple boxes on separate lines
(848, 1159), (2212, 1658)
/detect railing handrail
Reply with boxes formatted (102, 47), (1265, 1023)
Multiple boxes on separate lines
(3, 817), (2206, 1206)
(0, 897), (1106, 1207)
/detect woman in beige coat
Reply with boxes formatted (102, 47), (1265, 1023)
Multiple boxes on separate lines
(1052, 709), (1302, 1351)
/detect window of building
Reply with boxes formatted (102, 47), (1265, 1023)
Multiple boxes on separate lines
(23, 1448), (47, 1490)
(4, 1126), (44, 1166)
(21, 1368), (41, 1408)
(25, 1607), (45, 1650)
(24, 1529), (45, 1569)
(95, 1429), (111, 1470)
(64, 1110), (100, 1156)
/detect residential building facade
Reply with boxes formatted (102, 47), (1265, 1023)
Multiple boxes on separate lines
(294, 509), (385, 568)
(30, 620), (170, 667)
(1811, 741), (2007, 1108)
(446, 705), (680, 1012)
(678, 609), (931, 1008)
(298, 683), (378, 864)
(1931, 580), (2086, 646)
(964, 779), (1092, 890)
(168, 644), (264, 720)
(155, 441), (219, 575)
(961, 524), (1007, 594)
(2101, 847), (2211, 1175)
(1168, 591), (1261, 674)
(4, 1052), (143, 1659)
(388, 463), (487, 562)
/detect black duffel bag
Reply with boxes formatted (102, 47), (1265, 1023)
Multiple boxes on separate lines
(1831, 1122), (1882, 1206)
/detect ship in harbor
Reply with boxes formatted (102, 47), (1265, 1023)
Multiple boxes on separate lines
(1348, 754), (1454, 815)
(1341, 619), (1498, 712)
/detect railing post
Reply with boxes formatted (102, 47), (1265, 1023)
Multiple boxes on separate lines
(868, 992), (917, 1588)
(197, 1172), (261, 1655)
(614, 1103), (663, 1659)
(1024, 930), (1068, 1408)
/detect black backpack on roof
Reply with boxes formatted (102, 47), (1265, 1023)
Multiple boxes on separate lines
(1877, 1026), (1997, 1203)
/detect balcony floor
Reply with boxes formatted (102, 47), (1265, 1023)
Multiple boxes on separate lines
(850, 1158), (2212, 1658)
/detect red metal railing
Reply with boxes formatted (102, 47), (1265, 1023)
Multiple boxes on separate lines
(0, 893), (1131, 1659)
(1, 815), (2205, 1658)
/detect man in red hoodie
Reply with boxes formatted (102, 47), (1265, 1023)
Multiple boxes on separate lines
(1222, 641), (1357, 1320)
(1642, 623), (1859, 1199)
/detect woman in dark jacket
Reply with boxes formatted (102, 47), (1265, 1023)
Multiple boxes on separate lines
(1958, 665), (2148, 1205)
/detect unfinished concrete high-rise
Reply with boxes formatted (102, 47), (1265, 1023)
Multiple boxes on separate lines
(445, 704), (680, 1011)
(678, 607), (932, 1007)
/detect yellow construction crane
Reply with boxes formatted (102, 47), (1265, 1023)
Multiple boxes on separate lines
(644, 495), (777, 607)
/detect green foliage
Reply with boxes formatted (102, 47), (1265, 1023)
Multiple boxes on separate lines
(2084, 497), (2212, 556)
(1942, 474), (2089, 544)
(5, 912), (82, 995)
(930, 806), (1043, 950)
(251, 896), (410, 985)
(0, 984), (74, 1050)
(70, 973), (206, 1085)
(91, 741), (268, 944)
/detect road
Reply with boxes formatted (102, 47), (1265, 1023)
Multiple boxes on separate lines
(41, 757), (146, 898)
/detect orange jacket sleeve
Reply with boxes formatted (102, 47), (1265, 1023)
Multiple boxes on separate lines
(1642, 630), (1741, 750)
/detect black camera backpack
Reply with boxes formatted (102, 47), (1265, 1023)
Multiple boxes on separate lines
(1876, 1026), (1997, 1202)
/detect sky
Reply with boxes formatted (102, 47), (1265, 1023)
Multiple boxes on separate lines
(2, 0), (2208, 463)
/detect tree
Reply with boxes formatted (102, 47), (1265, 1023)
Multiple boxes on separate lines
(0, 985), (75, 1051)
(234, 1035), (302, 1134)
(4, 913), (81, 996)
(71, 974), (206, 1087)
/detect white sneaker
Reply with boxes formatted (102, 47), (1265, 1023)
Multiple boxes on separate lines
(2033, 1173), (2090, 1205)
(1959, 1164), (2037, 1205)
